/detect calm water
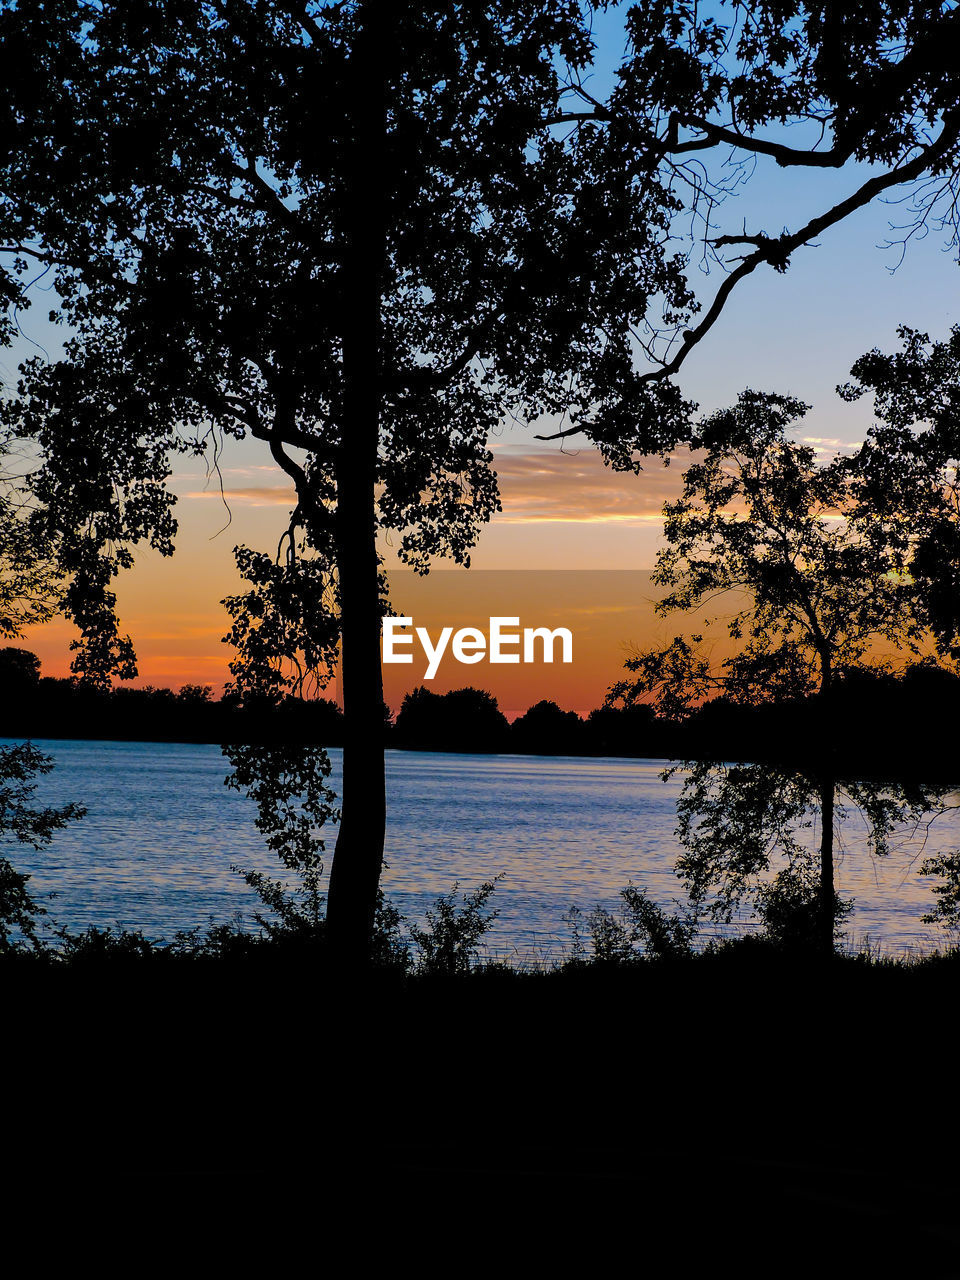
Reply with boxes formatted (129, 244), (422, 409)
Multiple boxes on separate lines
(7, 739), (960, 960)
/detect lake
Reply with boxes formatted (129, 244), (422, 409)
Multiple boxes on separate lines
(7, 738), (959, 960)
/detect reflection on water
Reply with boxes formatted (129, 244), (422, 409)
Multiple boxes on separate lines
(8, 739), (959, 959)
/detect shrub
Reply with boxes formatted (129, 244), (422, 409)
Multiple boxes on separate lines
(755, 863), (853, 952)
(565, 884), (698, 966)
(409, 876), (503, 975)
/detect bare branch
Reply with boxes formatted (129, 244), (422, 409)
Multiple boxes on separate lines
(639, 108), (960, 386)
(0, 244), (55, 262)
(709, 231), (774, 250)
(545, 108), (612, 126)
(535, 422), (592, 442)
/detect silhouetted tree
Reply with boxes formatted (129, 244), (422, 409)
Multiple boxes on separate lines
(223, 740), (337, 947)
(0, 645), (41, 725)
(609, 390), (946, 952)
(920, 849), (960, 941)
(394, 686), (509, 753)
(177, 684), (214, 706)
(511, 700), (584, 755)
(585, 702), (658, 757)
(842, 324), (960, 662)
(0, 647), (40, 689)
(839, 324), (960, 928)
(5, 2), (960, 958)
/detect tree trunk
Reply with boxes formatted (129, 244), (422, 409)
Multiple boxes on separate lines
(817, 651), (836, 954)
(818, 773), (836, 954)
(325, 2), (387, 964)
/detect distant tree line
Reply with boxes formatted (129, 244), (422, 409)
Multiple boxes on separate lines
(392, 672), (960, 782)
(0, 648), (344, 746)
(3, 646), (958, 781)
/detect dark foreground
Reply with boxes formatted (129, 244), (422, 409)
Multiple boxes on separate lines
(5, 953), (959, 1273)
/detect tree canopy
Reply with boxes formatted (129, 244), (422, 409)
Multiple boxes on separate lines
(841, 323), (960, 661)
(5, 3), (960, 635)
(0, 0), (693, 623)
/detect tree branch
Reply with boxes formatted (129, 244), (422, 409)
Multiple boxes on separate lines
(226, 158), (327, 255)
(251, 417), (339, 458)
(675, 115), (851, 168)
(535, 422), (594, 441)
(0, 244), (55, 262)
(267, 398), (337, 537)
(709, 231), (774, 250)
(545, 108), (613, 126)
(385, 306), (505, 398)
(199, 384), (338, 460)
(536, 110), (960, 443)
(639, 107), (960, 386)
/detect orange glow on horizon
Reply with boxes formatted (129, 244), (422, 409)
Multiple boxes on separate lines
(20, 444), (888, 714)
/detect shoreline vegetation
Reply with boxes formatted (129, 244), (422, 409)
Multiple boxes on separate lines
(6, 863), (960, 973)
(3, 647), (960, 784)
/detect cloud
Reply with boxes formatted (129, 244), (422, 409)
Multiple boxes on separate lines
(563, 603), (654, 617)
(490, 447), (690, 524)
(173, 463), (279, 482)
(800, 436), (863, 456)
(186, 485), (296, 506)
(183, 448), (690, 524)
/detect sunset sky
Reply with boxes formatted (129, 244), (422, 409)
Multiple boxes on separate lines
(7, 7), (959, 709)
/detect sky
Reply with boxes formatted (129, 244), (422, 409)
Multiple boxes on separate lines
(7, 3), (960, 709)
